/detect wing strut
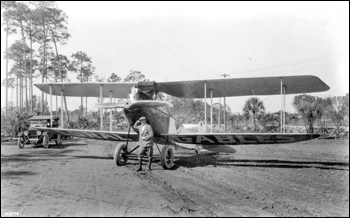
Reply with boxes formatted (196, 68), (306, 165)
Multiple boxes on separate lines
(280, 78), (287, 133)
(100, 85), (103, 130)
(126, 125), (131, 150)
(204, 82), (207, 132)
(110, 91), (113, 131)
(210, 89), (213, 133)
(283, 85), (286, 133)
(218, 97), (221, 131)
(61, 90), (64, 128)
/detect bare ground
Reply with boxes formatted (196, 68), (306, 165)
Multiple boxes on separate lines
(1, 138), (349, 217)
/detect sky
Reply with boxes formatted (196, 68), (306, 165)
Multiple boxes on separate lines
(1, 1), (349, 114)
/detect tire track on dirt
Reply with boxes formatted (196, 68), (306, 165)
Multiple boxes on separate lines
(174, 156), (316, 217)
(132, 169), (216, 216)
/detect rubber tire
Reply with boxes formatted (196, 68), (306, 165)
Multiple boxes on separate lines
(18, 136), (25, 149)
(114, 143), (128, 166)
(43, 135), (49, 149)
(161, 145), (174, 170)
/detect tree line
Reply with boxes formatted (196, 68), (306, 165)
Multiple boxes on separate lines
(1, 1), (147, 117)
(2, 1), (71, 115)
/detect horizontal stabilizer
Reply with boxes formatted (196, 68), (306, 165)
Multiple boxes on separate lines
(201, 145), (237, 153)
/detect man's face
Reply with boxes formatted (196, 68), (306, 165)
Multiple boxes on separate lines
(140, 119), (146, 125)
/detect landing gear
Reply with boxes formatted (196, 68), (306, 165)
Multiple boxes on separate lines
(113, 143), (174, 170)
(160, 145), (174, 170)
(114, 143), (128, 166)
(113, 125), (174, 170)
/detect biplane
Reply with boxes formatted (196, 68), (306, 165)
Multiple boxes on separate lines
(34, 75), (330, 169)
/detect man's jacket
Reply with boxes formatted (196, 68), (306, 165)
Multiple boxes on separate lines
(134, 123), (154, 147)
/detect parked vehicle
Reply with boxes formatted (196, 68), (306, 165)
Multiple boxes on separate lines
(18, 115), (66, 149)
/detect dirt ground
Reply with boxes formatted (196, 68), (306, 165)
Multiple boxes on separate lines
(1, 137), (349, 217)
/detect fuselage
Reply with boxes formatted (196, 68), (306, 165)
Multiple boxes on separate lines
(124, 84), (186, 138)
(124, 106), (181, 136)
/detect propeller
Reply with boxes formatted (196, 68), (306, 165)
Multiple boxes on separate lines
(93, 100), (173, 110)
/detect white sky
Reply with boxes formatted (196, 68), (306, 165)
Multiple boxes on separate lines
(1, 1), (349, 114)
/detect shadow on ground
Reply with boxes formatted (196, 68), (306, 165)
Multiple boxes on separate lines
(1, 149), (80, 164)
(173, 155), (349, 171)
(1, 170), (37, 177)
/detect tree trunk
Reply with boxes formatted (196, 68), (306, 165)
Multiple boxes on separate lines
(80, 61), (83, 110)
(41, 17), (46, 115)
(52, 32), (63, 118)
(19, 59), (23, 114)
(25, 62), (28, 112)
(52, 32), (62, 81)
(16, 74), (18, 113)
(308, 122), (314, 133)
(30, 30), (33, 113)
(20, 75), (22, 113)
(5, 20), (9, 118)
(21, 24), (27, 112)
(11, 88), (13, 107)
(45, 77), (48, 112)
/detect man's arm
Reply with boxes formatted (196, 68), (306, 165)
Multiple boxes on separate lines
(133, 121), (141, 129)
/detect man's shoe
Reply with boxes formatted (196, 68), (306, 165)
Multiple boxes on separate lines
(147, 159), (152, 171)
(136, 159), (143, 172)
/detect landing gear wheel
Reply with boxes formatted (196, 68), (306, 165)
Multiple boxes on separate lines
(43, 135), (49, 149)
(161, 145), (174, 170)
(18, 136), (25, 149)
(114, 143), (128, 166)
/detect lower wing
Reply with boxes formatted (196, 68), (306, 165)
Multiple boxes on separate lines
(162, 133), (320, 145)
(36, 128), (138, 141)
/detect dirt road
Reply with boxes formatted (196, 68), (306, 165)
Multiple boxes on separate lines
(1, 138), (349, 216)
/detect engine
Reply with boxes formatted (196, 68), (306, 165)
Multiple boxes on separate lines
(128, 81), (157, 100)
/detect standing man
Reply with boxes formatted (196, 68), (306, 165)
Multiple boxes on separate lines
(134, 116), (154, 171)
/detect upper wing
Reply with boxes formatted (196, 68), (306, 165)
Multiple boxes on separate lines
(34, 82), (137, 98)
(36, 127), (138, 141)
(162, 133), (320, 145)
(34, 75), (329, 98)
(156, 75), (330, 98)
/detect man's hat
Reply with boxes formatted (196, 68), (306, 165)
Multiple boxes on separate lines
(139, 116), (146, 121)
